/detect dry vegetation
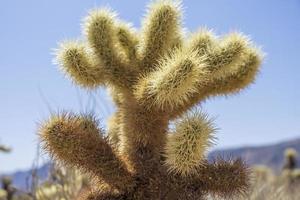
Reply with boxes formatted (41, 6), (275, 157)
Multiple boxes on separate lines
(1, 148), (299, 200)
(1, 164), (299, 200)
(0, 164), (89, 200)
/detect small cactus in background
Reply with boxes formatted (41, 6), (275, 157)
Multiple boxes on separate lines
(283, 148), (298, 170)
(0, 143), (14, 200)
(1, 177), (15, 200)
(282, 148), (300, 186)
(39, 0), (263, 199)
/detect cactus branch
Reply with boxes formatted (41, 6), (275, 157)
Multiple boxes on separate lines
(170, 39), (262, 118)
(164, 111), (216, 176)
(84, 9), (138, 89)
(116, 22), (139, 65)
(39, 113), (134, 192)
(139, 0), (182, 72)
(205, 47), (262, 95)
(190, 158), (250, 198)
(134, 49), (207, 111)
(107, 110), (121, 148)
(55, 41), (106, 88)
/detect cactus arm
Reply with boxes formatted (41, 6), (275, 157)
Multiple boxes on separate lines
(164, 111), (215, 177)
(190, 32), (262, 96)
(139, 0), (182, 72)
(191, 32), (250, 73)
(188, 29), (216, 58)
(134, 49), (207, 112)
(134, 32), (261, 115)
(169, 38), (262, 118)
(116, 22), (139, 65)
(188, 158), (250, 198)
(84, 9), (138, 89)
(204, 47), (262, 95)
(55, 41), (106, 88)
(39, 113), (134, 192)
(107, 111), (121, 148)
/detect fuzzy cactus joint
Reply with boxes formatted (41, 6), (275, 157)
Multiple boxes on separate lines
(39, 0), (263, 199)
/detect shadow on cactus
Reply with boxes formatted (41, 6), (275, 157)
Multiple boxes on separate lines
(39, 0), (263, 199)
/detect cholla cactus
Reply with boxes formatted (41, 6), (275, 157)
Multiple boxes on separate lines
(282, 148), (299, 186)
(1, 177), (15, 200)
(39, 0), (263, 199)
(0, 145), (14, 200)
(283, 148), (298, 170)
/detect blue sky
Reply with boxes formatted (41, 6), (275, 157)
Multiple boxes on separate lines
(0, 0), (299, 173)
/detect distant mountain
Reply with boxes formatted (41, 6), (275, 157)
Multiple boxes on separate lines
(1, 163), (51, 191)
(209, 137), (300, 172)
(4, 138), (300, 190)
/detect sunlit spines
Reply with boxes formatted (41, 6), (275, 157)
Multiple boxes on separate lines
(84, 9), (120, 66)
(206, 46), (263, 96)
(116, 22), (139, 65)
(134, 50), (207, 111)
(164, 111), (216, 176)
(139, 0), (182, 72)
(39, 112), (134, 192)
(188, 28), (216, 57)
(190, 31), (249, 73)
(169, 39), (263, 119)
(206, 32), (249, 73)
(55, 41), (105, 88)
(107, 111), (121, 148)
(84, 9), (137, 89)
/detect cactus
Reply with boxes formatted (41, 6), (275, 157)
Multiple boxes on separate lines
(39, 0), (263, 199)
(283, 148), (298, 170)
(1, 177), (15, 200)
(0, 143), (14, 200)
(282, 148), (299, 186)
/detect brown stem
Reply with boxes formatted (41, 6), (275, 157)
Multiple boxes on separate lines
(120, 96), (169, 174)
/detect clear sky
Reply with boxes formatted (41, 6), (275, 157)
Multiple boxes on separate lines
(0, 0), (299, 173)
